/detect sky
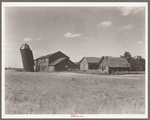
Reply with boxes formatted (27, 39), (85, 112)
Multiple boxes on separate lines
(4, 6), (146, 68)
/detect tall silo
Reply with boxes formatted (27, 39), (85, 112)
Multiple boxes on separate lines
(20, 43), (34, 72)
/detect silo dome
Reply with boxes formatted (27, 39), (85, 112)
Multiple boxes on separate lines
(20, 43), (31, 49)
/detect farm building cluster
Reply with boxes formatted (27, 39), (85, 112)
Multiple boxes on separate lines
(79, 56), (130, 74)
(20, 43), (131, 74)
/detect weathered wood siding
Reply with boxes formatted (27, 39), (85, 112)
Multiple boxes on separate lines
(38, 58), (49, 72)
(49, 52), (69, 65)
(67, 60), (79, 70)
(49, 66), (55, 72)
(54, 59), (68, 71)
(80, 58), (88, 70)
(88, 63), (98, 70)
(109, 67), (130, 74)
(99, 59), (110, 73)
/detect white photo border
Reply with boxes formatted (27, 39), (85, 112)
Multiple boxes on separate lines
(2, 2), (148, 119)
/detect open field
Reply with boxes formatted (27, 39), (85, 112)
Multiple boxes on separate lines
(66, 69), (145, 75)
(5, 70), (145, 114)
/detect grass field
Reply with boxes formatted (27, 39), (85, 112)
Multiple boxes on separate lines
(5, 70), (145, 114)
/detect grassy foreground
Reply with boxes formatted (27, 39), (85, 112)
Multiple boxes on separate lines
(5, 70), (145, 114)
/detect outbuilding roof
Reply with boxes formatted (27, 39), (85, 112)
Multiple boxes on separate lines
(80, 57), (101, 63)
(98, 56), (130, 67)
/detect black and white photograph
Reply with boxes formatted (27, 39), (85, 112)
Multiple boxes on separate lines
(2, 2), (148, 119)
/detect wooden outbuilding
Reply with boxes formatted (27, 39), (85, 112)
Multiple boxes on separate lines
(34, 51), (78, 72)
(80, 57), (101, 70)
(98, 56), (131, 74)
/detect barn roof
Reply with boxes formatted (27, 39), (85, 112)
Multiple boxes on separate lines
(49, 58), (66, 66)
(35, 52), (56, 61)
(34, 51), (68, 61)
(80, 57), (101, 63)
(98, 56), (130, 67)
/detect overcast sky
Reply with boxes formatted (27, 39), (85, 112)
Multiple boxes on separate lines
(4, 6), (146, 68)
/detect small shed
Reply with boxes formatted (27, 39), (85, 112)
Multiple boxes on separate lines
(98, 56), (131, 74)
(80, 57), (101, 70)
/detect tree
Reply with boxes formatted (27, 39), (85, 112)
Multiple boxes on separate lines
(122, 52), (145, 71)
(136, 56), (142, 60)
(135, 57), (145, 71)
(128, 56), (145, 71)
(128, 57), (136, 71)
(124, 52), (131, 60)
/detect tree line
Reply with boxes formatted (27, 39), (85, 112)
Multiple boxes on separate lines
(121, 52), (145, 71)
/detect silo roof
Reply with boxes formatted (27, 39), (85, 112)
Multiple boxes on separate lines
(20, 43), (31, 50)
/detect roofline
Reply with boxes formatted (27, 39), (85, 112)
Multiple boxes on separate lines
(97, 56), (104, 66)
(97, 56), (131, 67)
(49, 58), (67, 66)
(68, 60), (79, 68)
(34, 51), (69, 61)
(20, 43), (30, 50)
(80, 57), (102, 64)
(79, 57), (85, 64)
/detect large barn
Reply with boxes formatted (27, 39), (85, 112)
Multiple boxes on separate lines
(80, 57), (101, 70)
(98, 56), (131, 74)
(34, 51), (78, 72)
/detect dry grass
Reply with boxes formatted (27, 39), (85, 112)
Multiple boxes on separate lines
(67, 69), (145, 75)
(5, 70), (145, 114)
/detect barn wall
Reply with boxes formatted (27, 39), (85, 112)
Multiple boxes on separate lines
(55, 59), (68, 71)
(34, 61), (37, 66)
(80, 58), (88, 70)
(67, 60), (78, 69)
(88, 63), (98, 70)
(49, 66), (55, 72)
(49, 52), (69, 65)
(34, 60), (39, 72)
(99, 59), (108, 73)
(109, 67), (130, 74)
(38, 58), (49, 72)
(99, 59), (106, 69)
(48, 59), (78, 72)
